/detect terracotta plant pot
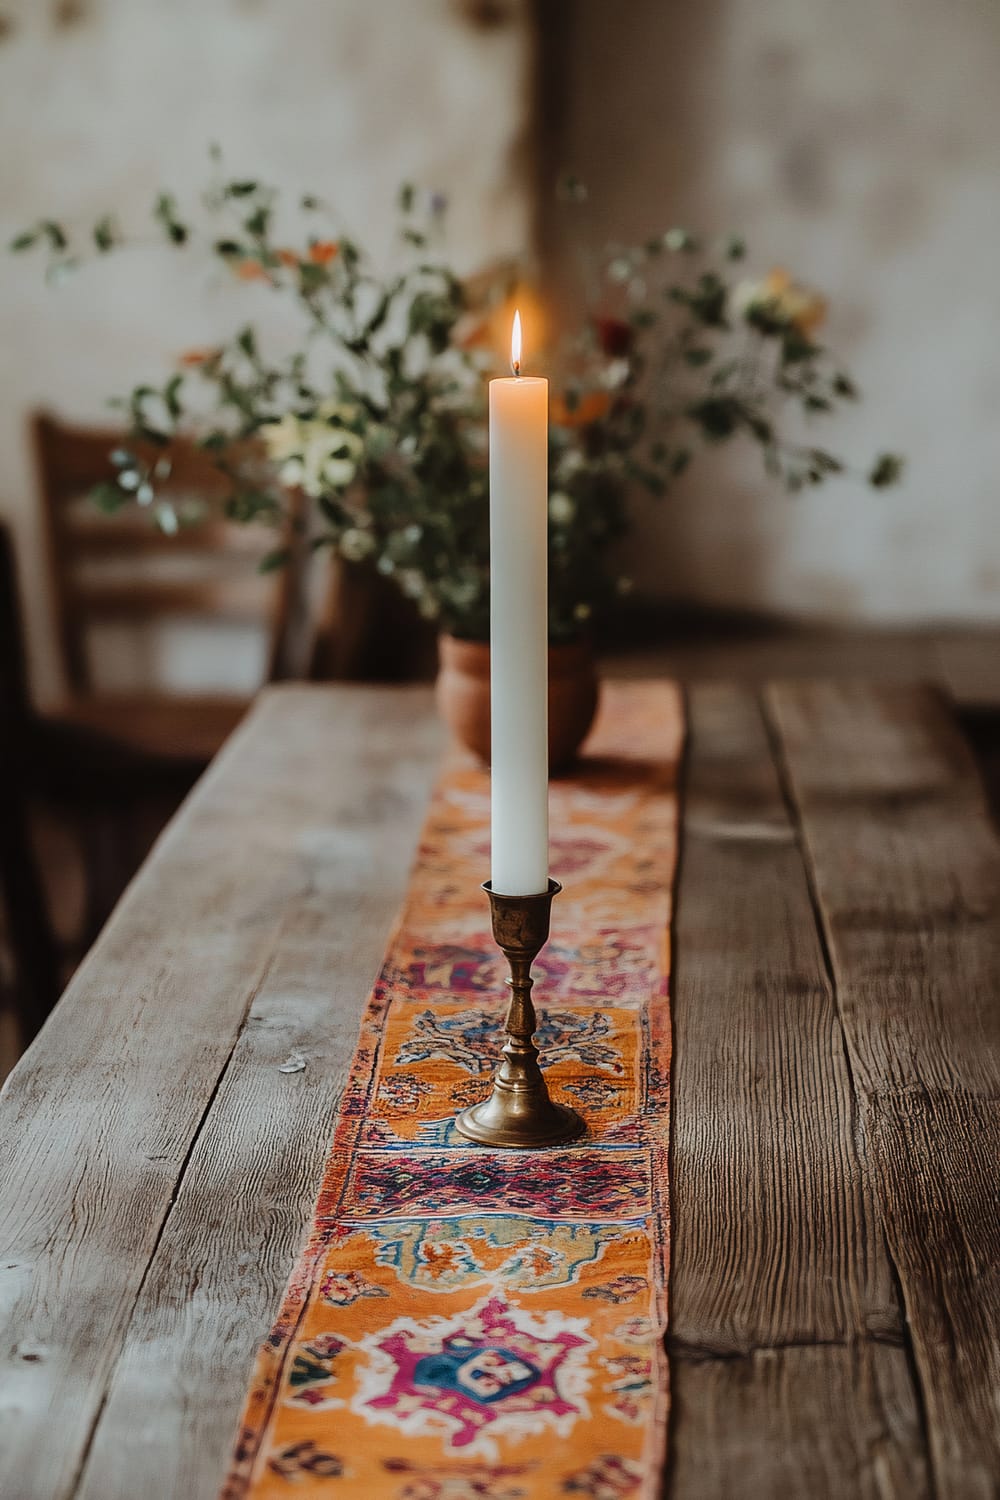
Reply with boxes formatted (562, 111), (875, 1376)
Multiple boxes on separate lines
(435, 633), (600, 773)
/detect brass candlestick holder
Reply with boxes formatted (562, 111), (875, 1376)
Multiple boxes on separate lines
(455, 879), (585, 1149)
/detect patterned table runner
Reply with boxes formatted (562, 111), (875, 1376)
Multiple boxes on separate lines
(224, 681), (683, 1500)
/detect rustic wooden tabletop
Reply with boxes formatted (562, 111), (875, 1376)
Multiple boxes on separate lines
(1, 681), (997, 1499)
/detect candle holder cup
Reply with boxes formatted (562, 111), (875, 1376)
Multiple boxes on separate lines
(455, 879), (585, 1149)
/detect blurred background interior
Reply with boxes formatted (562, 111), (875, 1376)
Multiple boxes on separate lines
(2, 0), (999, 1068)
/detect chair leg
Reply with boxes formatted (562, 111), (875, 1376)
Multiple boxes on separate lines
(0, 788), (61, 1045)
(78, 808), (131, 950)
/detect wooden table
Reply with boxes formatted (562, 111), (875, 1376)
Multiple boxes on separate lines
(2, 682), (998, 1499)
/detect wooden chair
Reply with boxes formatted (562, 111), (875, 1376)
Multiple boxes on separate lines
(0, 518), (224, 1041)
(34, 411), (298, 762)
(0, 524), (61, 1042)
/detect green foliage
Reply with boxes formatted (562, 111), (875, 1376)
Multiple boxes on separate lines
(870, 452), (905, 488)
(93, 216), (119, 253)
(15, 168), (902, 642)
(154, 193), (188, 245)
(258, 546), (292, 573)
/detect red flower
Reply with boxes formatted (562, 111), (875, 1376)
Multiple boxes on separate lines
(595, 316), (633, 358)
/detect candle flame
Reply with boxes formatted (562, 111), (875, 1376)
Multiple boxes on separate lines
(511, 308), (522, 376)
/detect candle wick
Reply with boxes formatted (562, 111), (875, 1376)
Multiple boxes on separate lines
(512, 360), (520, 378)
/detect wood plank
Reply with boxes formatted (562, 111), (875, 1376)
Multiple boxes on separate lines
(0, 685), (441, 1500)
(74, 687), (442, 1500)
(605, 629), (935, 694)
(767, 681), (1000, 1500)
(666, 683), (928, 1497)
(604, 623), (1000, 711)
(69, 524), (274, 557)
(932, 631), (1000, 709)
(52, 693), (251, 764)
(671, 1344), (926, 1500)
(71, 575), (271, 620)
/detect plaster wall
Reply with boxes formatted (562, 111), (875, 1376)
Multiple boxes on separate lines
(541, 0), (1000, 624)
(0, 0), (533, 701)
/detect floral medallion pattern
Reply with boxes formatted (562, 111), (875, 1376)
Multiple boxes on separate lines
(222, 683), (682, 1499)
(353, 1295), (593, 1457)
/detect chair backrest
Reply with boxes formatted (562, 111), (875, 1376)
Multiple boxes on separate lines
(0, 521), (61, 1040)
(33, 411), (295, 697)
(0, 520), (31, 735)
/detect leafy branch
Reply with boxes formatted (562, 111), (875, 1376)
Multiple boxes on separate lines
(13, 166), (904, 640)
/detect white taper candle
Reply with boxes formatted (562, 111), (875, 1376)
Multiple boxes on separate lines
(489, 315), (549, 896)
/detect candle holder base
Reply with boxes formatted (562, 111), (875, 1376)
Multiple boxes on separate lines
(454, 880), (586, 1151)
(456, 1093), (584, 1150)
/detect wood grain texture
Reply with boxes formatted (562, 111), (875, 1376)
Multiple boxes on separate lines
(4, 677), (997, 1499)
(0, 685), (442, 1500)
(666, 683), (929, 1498)
(767, 681), (1000, 1500)
(671, 1343), (926, 1500)
(75, 687), (442, 1500)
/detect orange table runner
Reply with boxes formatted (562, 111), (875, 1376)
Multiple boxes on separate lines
(223, 681), (683, 1500)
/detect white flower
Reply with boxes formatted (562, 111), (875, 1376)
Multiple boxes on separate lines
(730, 279), (759, 319)
(730, 269), (826, 335)
(261, 413), (303, 463)
(339, 528), (375, 562)
(602, 358), (631, 390)
(549, 492), (576, 525)
(279, 458), (305, 488)
(557, 448), (584, 483)
(264, 403), (364, 497)
(300, 425), (363, 497)
(322, 449), (358, 487)
(155, 503), (179, 536)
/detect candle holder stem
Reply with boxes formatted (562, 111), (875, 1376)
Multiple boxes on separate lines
(455, 880), (585, 1149)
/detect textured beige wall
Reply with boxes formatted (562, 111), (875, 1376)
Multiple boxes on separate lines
(541, 0), (1000, 624)
(5, 0), (997, 688)
(0, 0), (534, 701)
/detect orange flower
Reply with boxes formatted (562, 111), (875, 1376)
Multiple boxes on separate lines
(236, 259), (267, 281)
(735, 267), (827, 337)
(308, 240), (339, 265)
(551, 390), (612, 428)
(276, 248), (300, 268)
(762, 268), (826, 335)
(178, 347), (220, 367)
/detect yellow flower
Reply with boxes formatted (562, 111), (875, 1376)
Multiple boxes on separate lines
(261, 413), (303, 463)
(733, 267), (826, 336)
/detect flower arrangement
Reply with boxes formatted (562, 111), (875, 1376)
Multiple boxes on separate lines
(13, 166), (902, 643)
